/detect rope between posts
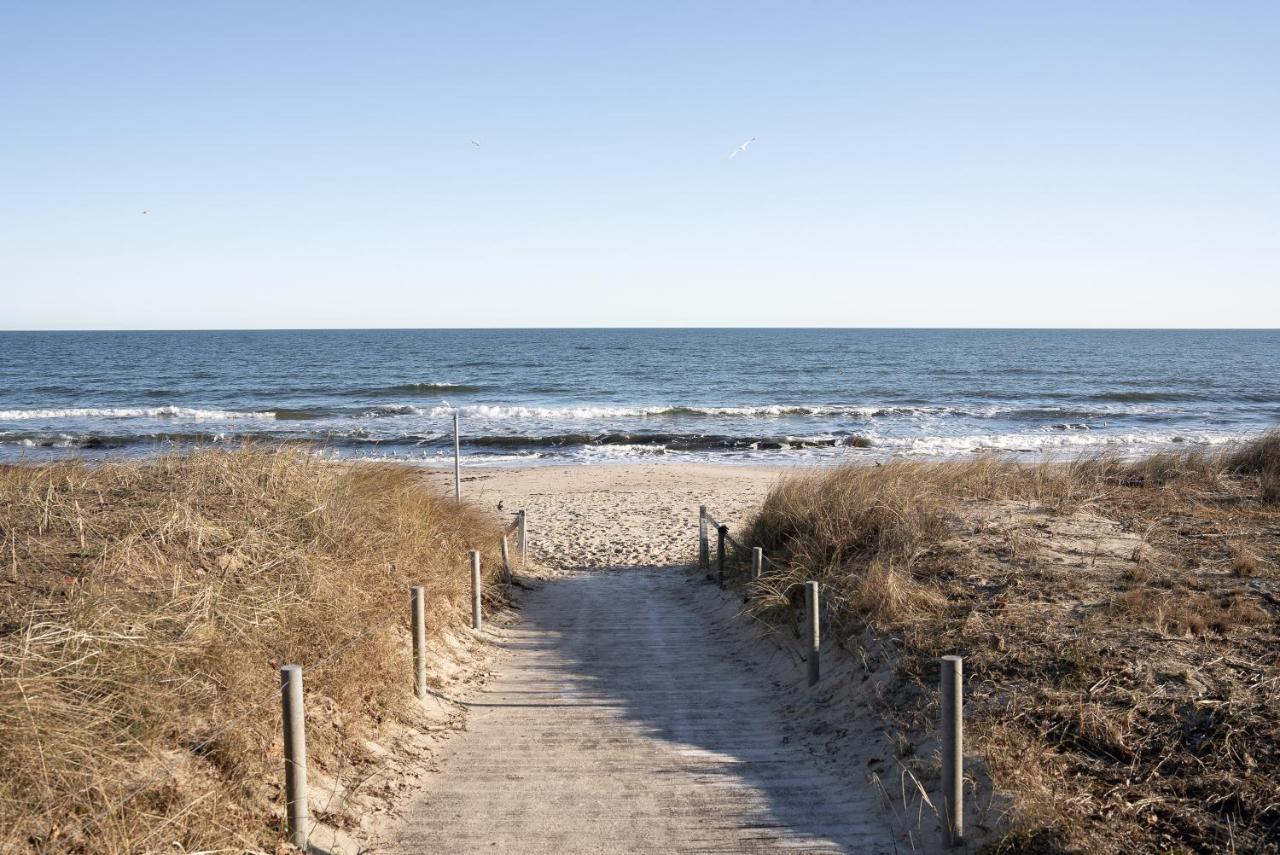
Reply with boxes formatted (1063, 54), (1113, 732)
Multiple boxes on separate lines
(724, 529), (749, 554)
(703, 507), (785, 570)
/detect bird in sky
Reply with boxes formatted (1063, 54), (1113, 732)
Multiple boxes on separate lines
(729, 138), (755, 159)
(470, 140), (480, 147)
(141, 209), (149, 215)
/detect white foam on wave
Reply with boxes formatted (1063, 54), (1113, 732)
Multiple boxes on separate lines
(377, 402), (1160, 421)
(377, 403), (896, 420)
(0, 407), (276, 421)
(576, 443), (670, 459)
(874, 430), (1242, 456)
(381, 404), (669, 420)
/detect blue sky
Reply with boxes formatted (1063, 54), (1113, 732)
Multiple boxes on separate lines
(2, 2), (1277, 329)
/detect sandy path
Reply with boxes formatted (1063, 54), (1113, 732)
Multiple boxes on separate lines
(386, 569), (896, 854)
(381, 464), (902, 853)
(444, 463), (784, 569)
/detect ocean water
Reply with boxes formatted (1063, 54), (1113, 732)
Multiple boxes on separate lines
(0, 329), (1276, 465)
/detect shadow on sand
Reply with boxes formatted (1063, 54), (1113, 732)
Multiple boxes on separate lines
(463, 566), (902, 853)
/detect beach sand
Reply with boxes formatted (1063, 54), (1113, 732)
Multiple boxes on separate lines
(425, 463), (791, 570)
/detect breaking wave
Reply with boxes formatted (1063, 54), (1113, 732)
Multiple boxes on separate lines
(464, 432), (874, 451)
(0, 406), (276, 421)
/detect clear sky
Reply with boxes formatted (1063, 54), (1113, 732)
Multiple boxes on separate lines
(2, 2), (1277, 329)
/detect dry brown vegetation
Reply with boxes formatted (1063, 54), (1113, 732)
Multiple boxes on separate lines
(737, 433), (1280, 853)
(0, 448), (507, 852)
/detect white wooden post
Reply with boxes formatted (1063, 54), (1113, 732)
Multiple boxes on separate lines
(941, 655), (964, 847)
(501, 535), (512, 586)
(411, 586), (427, 700)
(280, 664), (308, 849)
(805, 581), (820, 686)
(699, 505), (708, 569)
(517, 510), (527, 566)
(470, 550), (482, 630)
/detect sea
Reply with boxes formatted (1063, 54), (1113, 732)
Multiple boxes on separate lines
(1, 329), (1276, 466)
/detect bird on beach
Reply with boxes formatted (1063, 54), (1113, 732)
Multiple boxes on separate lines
(497, 500), (504, 511)
(729, 138), (755, 158)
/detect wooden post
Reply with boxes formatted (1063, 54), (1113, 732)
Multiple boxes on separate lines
(752, 547), (763, 581)
(805, 581), (820, 686)
(716, 525), (727, 588)
(411, 586), (427, 701)
(941, 655), (964, 847)
(470, 550), (482, 631)
(500, 535), (512, 586)
(280, 664), (308, 849)
(452, 411), (461, 501)
(699, 505), (708, 569)
(517, 510), (527, 566)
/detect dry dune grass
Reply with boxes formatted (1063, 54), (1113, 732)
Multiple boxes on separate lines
(0, 448), (507, 852)
(739, 434), (1280, 853)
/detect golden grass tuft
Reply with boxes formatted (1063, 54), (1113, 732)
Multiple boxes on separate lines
(1228, 429), (1280, 503)
(0, 448), (507, 852)
(850, 560), (947, 628)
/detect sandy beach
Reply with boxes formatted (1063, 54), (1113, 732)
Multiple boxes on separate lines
(425, 463), (791, 570)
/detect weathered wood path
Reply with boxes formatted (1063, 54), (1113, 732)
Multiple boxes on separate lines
(388, 569), (897, 854)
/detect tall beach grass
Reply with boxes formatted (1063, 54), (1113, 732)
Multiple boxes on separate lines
(739, 433), (1280, 852)
(0, 448), (506, 852)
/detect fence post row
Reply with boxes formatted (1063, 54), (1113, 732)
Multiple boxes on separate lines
(805, 581), (820, 686)
(699, 505), (709, 569)
(280, 664), (308, 849)
(941, 655), (964, 847)
(716, 525), (727, 587)
(470, 550), (483, 631)
(411, 586), (428, 701)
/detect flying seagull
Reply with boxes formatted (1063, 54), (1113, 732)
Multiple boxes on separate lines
(729, 138), (755, 159)
(141, 209), (150, 215)
(470, 140), (481, 147)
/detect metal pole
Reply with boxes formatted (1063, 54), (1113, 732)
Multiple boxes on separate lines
(805, 581), (820, 686)
(501, 535), (512, 586)
(452, 411), (461, 501)
(470, 550), (482, 631)
(941, 655), (964, 847)
(699, 505), (708, 569)
(517, 510), (527, 566)
(716, 525), (727, 588)
(752, 547), (763, 581)
(280, 664), (308, 849)
(411, 586), (427, 701)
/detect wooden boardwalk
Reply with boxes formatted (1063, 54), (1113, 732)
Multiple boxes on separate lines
(387, 570), (898, 854)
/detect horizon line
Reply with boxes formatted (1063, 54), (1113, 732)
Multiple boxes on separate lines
(2, 325), (1279, 334)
